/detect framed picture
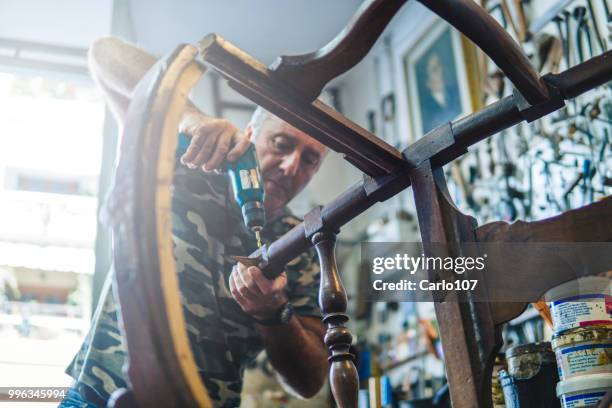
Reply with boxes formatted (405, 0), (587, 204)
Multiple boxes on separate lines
(403, 20), (474, 139)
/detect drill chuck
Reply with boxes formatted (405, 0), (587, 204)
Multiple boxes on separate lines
(241, 201), (265, 231)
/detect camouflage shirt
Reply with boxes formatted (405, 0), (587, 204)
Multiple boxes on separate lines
(65, 161), (322, 408)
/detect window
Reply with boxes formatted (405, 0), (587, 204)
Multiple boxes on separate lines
(0, 70), (105, 393)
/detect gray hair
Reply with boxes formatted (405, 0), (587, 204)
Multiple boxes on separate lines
(248, 91), (334, 138)
(248, 106), (271, 138)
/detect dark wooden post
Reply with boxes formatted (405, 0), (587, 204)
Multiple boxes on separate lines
(312, 231), (359, 408)
(410, 161), (502, 408)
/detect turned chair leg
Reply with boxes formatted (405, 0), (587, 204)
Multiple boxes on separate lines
(312, 232), (359, 408)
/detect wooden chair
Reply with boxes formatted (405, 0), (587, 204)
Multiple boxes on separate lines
(107, 1), (612, 406)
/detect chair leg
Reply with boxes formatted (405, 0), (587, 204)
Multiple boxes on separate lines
(312, 231), (359, 408)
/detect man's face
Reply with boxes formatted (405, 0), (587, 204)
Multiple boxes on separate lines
(426, 53), (444, 93)
(247, 115), (327, 217)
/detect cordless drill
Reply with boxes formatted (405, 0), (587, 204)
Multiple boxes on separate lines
(176, 132), (266, 247)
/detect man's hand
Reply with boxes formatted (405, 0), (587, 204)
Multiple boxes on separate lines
(269, 315), (327, 398)
(229, 264), (288, 320)
(179, 110), (251, 172)
(229, 263), (328, 398)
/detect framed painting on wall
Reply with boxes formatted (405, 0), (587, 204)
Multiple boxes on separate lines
(403, 20), (475, 139)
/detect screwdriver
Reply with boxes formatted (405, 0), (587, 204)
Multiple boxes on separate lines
(177, 132), (266, 247)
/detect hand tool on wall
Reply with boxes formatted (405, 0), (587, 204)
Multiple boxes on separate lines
(553, 12), (572, 69)
(500, 0), (521, 40)
(536, 34), (563, 74)
(574, 6), (595, 63)
(603, 0), (612, 21)
(586, 0), (607, 52)
(581, 158), (596, 204)
(177, 132), (266, 248)
(562, 170), (584, 208)
(513, 0), (529, 42)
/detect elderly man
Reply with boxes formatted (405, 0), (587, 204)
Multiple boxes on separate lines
(60, 37), (329, 407)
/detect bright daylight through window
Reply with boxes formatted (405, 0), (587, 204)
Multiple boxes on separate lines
(0, 72), (104, 393)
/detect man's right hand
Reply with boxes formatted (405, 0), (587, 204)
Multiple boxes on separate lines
(178, 111), (251, 172)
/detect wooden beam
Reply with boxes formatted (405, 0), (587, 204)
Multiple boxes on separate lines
(198, 34), (405, 177)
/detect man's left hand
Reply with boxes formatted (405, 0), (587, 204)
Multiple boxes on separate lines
(229, 264), (288, 320)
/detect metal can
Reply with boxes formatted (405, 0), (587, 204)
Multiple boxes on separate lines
(506, 342), (557, 380)
(552, 327), (612, 381)
(501, 342), (560, 407)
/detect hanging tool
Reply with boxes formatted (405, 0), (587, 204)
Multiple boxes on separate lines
(513, 0), (529, 42)
(586, 0), (606, 53)
(574, 6), (595, 64)
(176, 132), (266, 248)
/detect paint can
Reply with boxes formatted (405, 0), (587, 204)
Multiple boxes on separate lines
(545, 277), (612, 334)
(556, 373), (612, 408)
(552, 327), (612, 381)
(506, 342), (557, 380)
(500, 342), (560, 407)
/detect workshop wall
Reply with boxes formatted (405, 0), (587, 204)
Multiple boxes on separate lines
(330, 0), (612, 403)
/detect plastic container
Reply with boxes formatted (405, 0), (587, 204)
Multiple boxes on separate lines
(552, 327), (612, 381)
(545, 277), (612, 334)
(556, 373), (612, 407)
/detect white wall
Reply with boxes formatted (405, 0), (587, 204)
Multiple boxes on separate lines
(0, 0), (113, 48)
(128, 0), (362, 64)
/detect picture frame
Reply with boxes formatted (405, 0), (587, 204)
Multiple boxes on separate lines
(403, 19), (476, 140)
